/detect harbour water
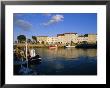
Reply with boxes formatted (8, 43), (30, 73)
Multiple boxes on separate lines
(14, 48), (97, 75)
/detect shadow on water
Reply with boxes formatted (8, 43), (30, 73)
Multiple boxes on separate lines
(14, 59), (41, 75)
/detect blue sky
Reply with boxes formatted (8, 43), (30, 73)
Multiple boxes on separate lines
(13, 13), (97, 40)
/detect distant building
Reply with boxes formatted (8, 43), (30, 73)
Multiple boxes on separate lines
(47, 37), (58, 45)
(77, 35), (88, 43)
(87, 34), (97, 44)
(77, 34), (97, 44)
(57, 33), (78, 44)
(35, 33), (97, 45)
(47, 37), (52, 44)
(57, 34), (65, 44)
(36, 36), (48, 44)
(64, 33), (78, 44)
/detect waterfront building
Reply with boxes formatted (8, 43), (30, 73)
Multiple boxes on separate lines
(87, 34), (97, 44)
(47, 37), (58, 45)
(77, 35), (88, 43)
(47, 37), (52, 44)
(64, 33), (78, 44)
(32, 33), (97, 45)
(36, 36), (48, 44)
(57, 33), (78, 44)
(57, 34), (65, 44)
(51, 37), (58, 44)
(77, 34), (97, 44)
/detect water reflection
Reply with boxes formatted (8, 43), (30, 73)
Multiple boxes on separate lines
(14, 48), (97, 75)
(35, 48), (97, 59)
(14, 59), (41, 75)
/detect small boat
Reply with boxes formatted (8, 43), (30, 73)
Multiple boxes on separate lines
(49, 45), (58, 49)
(28, 49), (42, 64)
(64, 45), (75, 48)
(29, 55), (42, 61)
(28, 55), (42, 65)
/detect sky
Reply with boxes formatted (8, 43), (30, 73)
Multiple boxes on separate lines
(13, 13), (97, 41)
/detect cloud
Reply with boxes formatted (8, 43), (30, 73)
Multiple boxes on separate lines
(15, 19), (32, 30)
(42, 14), (64, 26)
(52, 14), (64, 22)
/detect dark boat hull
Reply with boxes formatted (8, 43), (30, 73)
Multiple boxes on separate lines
(28, 55), (42, 64)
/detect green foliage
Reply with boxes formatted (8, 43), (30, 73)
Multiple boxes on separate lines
(27, 39), (32, 43)
(82, 41), (88, 44)
(32, 36), (37, 43)
(84, 34), (88, 37)
(41, 41), (44, 44)
(71, 41), (76, 46)
(17, 35), (26, 43)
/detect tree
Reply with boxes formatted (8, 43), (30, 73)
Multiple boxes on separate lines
(41, 41), (44, 44)
(14, 41), (17, 44)
(71, 41), (73, 45)
(32, 36), (37, 43)
(27, 39), (32, 43)
(84, 34), (88, 37)
(82, 41), (88, 44)
(17, 35), (26, 43)
(37, 41), (40, 44)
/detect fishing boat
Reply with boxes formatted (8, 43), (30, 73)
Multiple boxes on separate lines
(14, 41), (42, 66)
(14, 38), (41, 75)
(14, 49), (41, 65)
(28, 49), (42, 64)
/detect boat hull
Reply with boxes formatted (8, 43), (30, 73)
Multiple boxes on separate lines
(65, 46), (75, 48)
(49, 46), (57, 49)
(28, 55), (42, 64)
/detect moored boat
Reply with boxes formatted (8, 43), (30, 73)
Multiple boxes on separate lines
(28, 49), (42, 64)
(48, 45), (58, 49)
(28, 55), (42, 64)
(64, 45), (75, 48)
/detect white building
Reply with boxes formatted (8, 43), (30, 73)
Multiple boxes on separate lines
(57, 34), (65, 44)
(64, 33), (78, 44)
(36, 36), (48, 44)
(35, 33), (97, 45)
(77, 36), (88, 43)
(57, 33), (78, 44)
(47, 37), (58, 45)
(87, 34), (97, 43)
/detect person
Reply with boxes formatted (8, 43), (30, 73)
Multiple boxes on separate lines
(30, 49), (36, 58)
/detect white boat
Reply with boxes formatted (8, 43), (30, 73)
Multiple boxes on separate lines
(65, 45), (75, 48)
(29, 49), (42, 61)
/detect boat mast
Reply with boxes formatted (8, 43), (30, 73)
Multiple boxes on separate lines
(26, 37), (28, 68)
(26, 38), (27, 61)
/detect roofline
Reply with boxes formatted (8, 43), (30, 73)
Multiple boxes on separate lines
(37, 36), (48, 37)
